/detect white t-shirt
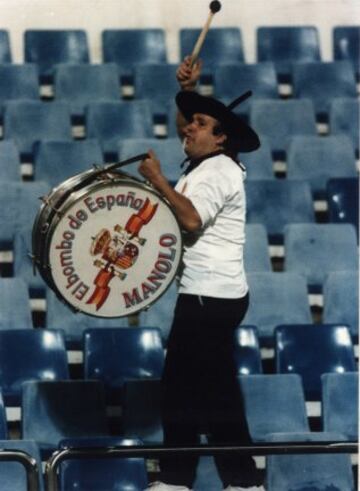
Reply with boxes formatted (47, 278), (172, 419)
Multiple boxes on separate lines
(175, 153), (248, 298)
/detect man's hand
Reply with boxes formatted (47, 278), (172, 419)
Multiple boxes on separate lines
(176, 56), (202, 91)
(138, 149), (163, 185)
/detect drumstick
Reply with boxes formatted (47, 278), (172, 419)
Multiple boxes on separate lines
(190, 0), (222, 66)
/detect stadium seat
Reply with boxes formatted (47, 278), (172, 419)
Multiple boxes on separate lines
(102, 29), (167, 80)
(54, 63), (121, 121)
(257, 26), (321, 82)
(0, 440), (44, 491)
(333, 26), (360, 79)
(0, 278), (33, 330)
(33, 139), (104, 187)
(0, 64), (39, 121)
(3, 101), (73, 158)
(275, 324), (356, 400)
(322, 372), (358, 441)
(21, 380), (110, 456)
(284, 223), (358, 292)
(58, 437), (148, 491)
(46, 289), (129, 349)
(0, 392), (8, 439)
(0, 329), (69, 406)
(233, 325), (262, 375)
(249, 99), (317, 159)
(329, 97), (359, 154)
(245, 180), (315, 243)
(133, 63), (179, 119)
(137, 280), (177, 344)
(242, 273), (312, 345)
(327, 177), (359, 235)
(265, 432), (355, 491)
(239, 374), (309, 441)
(0, 30), (11, 63)
(239, 136), (274, 180)
(323, 271), (359, 340)
(180, 27), (244, 81)
(0, 181), (50, 249)
(83, 327), (164, 403)
(214, 62), (278, 116)
(122, 379), (163, 443)
(287, 135), (357, 198)
(292, 61), (357, 120)
(193, 455), (224, 491)
(244, 224), (272, 272)
(24, 29), (90, 82)
(85, 101), (154, 160)
(118, 137), (184, 183)
(0, 140), (21, 181)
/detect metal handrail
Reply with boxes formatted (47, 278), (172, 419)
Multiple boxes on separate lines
(0, 449), (40, 491)
(45, 441), (358, 491)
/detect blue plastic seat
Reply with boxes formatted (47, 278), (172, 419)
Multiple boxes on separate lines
(284, 223), (358, 292)
(0, 140), (21, 181)
(0, 30), (11, 63)
(54, 63), (121, 121)
(329, 97), (359, 154)
(118, 137), (184, 183)
(0, 328), (69, 406)
(46, 289), (129, 349)
(214, 62), (278, 116)
(242, 273), (312, 345)
(3, 101), (72, 158)
(266, 432), (355, 491)
(249, 99), (317, 159)
(244, 224), (272, 272)
(180, 28), (244, 81)
(334, 26), (360, 79)
(292, 61), (357, 120)
(322, 372), (358, 441)
(33, 139), (104, 188)
(0, 391), (8, 439)
(0, 440), (44, 491)
(0, 278), (33, 330)
(85, 101), (154, 160)
(239, 374), (309, 441)
(257, 26), (321, 82)
(327, 177), (359, 235)
(287, 135), (357, 198)
(233, 326), (262, 375)
(21, 380), (110, 456)
(24, 29), (90, 82)
(239, 136), (274, 180)
(134, 63), (179, 119)
(58, 437), (148, 491)
(83, 327), (164, 403)
(323, 271), (359, 340)
(275, 324), (356, 400)
(245, 179), (314, 243)
(0, 64), (39, 121)
(137, 280), (177, 344)
(102, 29), (167, 80)
(0, 181), (50, 249)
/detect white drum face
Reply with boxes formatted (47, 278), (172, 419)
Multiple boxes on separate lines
(48, 181), (182, 317)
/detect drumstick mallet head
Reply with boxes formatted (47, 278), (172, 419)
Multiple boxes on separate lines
(210, 0), (221, 13)
(190, 0), (222, 65)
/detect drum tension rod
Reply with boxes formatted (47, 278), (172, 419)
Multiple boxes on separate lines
(39, 196), (64, 217)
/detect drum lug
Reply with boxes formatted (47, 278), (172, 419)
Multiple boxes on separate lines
(39, 196), (64, 217)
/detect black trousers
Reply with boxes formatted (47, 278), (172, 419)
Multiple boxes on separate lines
(159, 293), (262, 488)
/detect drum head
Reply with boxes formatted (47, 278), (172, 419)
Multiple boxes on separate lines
(40, 176), (182, 317)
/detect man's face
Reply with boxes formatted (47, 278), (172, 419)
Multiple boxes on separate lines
(183, 113), (226, 159)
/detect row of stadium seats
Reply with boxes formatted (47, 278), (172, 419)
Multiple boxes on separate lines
(0, 26), (359, 82)
(0, 61), (358, 120)
(0, 98), (358, 160)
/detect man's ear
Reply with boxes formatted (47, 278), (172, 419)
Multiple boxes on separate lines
(216, 132), (227, 147)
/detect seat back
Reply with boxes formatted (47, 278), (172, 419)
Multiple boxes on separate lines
(284, 223), (358, 291)
(329, 97), (359, 153)
(0, 392), (8, 439)
(239, 374), (309, 441)
(0, 30), (11, 63)
(0, 278), (33, 330)
(327, 177), (359, 234)
(233, 326), (262, 375)
(0, 140), (21, 181)
(239, 135), (274, 180)
(333, 26), (360, 76)
(275, 324), (356, 400)
(244, 224), (272, 272)
(322, 372), (358, 441)
(0, 64), (39, 110)
(24, 29), (90, 81)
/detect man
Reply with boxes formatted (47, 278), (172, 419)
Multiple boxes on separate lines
(139, 56), (264, 491)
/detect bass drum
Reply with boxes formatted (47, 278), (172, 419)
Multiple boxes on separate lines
(33, 169), (182, 318)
